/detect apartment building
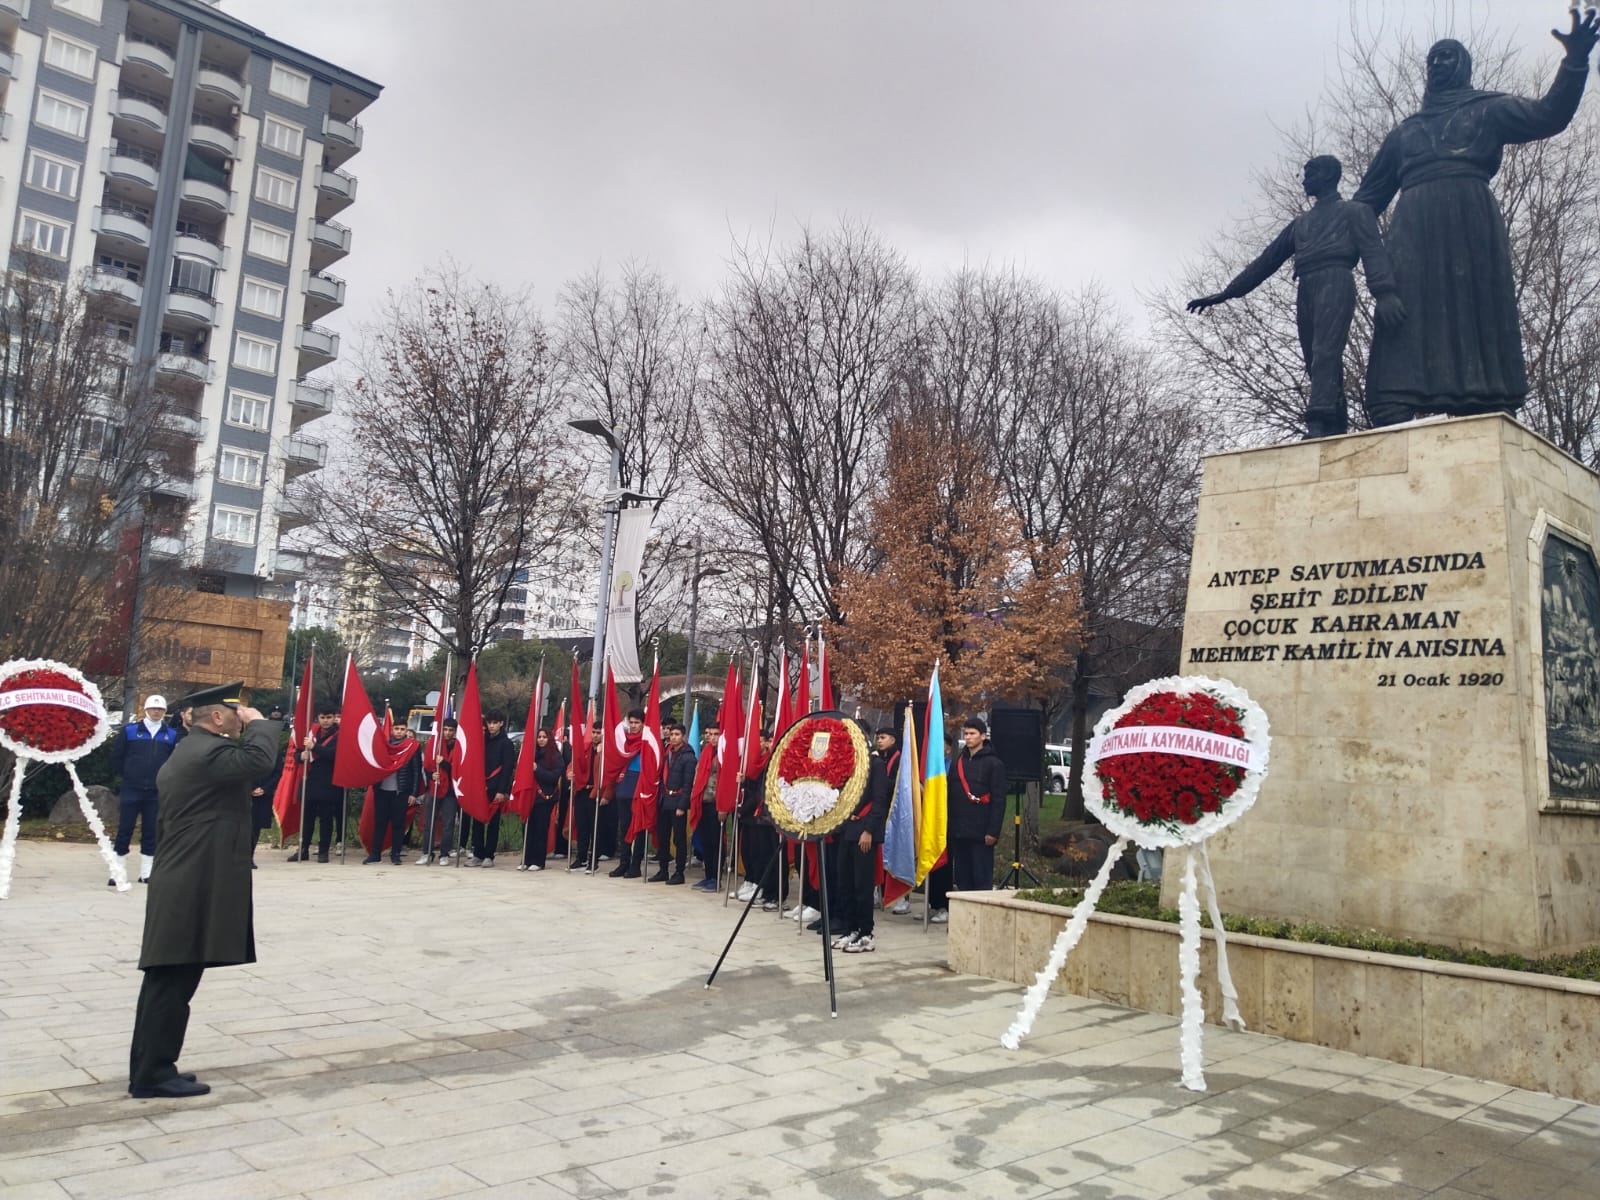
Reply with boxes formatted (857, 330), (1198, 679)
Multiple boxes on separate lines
(0, 0), (379, 597)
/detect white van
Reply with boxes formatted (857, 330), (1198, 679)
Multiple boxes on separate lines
(1046, 744), (1072, 792)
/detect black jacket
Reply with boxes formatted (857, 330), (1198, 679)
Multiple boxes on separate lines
(950, 743), (1007, 840)
(482, 729), (517, 800)
(840, 745), (897, 844)
(533, 745), (564, 799)
(380, 747), (424, 798)
(111, 720), (181, 792)
(661, 743), (697, 811)
(305, 725), (341, 800)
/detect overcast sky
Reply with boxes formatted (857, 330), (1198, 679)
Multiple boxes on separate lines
(221, 0), (1569, 347)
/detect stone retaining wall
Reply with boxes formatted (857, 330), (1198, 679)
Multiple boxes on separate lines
(949, 891), (1600, 1103)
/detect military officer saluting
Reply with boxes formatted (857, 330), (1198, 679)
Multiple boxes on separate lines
(127, 681), (277, 1099)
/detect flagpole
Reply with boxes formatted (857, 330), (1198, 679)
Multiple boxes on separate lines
(295, 646), (314, 861)
(338, 654), (352, 865)
(279, 637), (303, 850)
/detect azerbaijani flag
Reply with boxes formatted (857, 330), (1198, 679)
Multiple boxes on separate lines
(881, 702), (921, 905)
(916, 661), (948, 886)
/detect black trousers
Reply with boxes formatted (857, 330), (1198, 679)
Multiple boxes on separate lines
(570, 789), (597, 865)
(951, 836), (994, 892)
(300, 791), (340, 855)
(694, 807), (723, 881)
(373, 790), (406, 859)
(129, 963), (205, 1091)
(524, 799), (555, 868)
(844, 836), (879, 936)
(471, 811), (502, 859)
(654, 808), (687, 873)
(928, 859), (952, 911)
(613, 792), (636, 860)
(553, 792), (570, 855)
(745, 825), (785, 902)
(802, 838), (837, 913)
(115, 786), (159, 856)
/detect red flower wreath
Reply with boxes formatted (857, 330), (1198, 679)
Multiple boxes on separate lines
(0, 668), (102, 756)
(776, 716), (855, 787)
(1094, 691), (1246, 831)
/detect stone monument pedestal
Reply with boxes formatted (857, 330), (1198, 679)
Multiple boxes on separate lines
(1167, 414), (1600, 953)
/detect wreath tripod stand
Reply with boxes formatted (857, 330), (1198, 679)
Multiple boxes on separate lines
(996, 783), (1040, 890)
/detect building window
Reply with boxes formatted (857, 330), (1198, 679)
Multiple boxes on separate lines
(35, 91), (89, 138)
(226, 390), (270, 430)
(240, 276), (284, 318)
(246, 221), (290, 263)
(261, 115), (303, 158)
(53, 0), (102, 20)
(44, 32), (97, 78)
(254, 166), (298, 210)
(213, 505), (258, 545)
(218, 448), (265, 487)
(170, 257), (215, 299)
(25, 151), (80, 198)
(100, 317), (134, 343)
(268, 63), (311, 105)
(18, 212), (71, 258)
(96, 253), (141, 283)
(233, 332), (278, 375)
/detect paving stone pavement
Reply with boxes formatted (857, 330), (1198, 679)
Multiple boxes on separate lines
(2, 841), (1599, 1199)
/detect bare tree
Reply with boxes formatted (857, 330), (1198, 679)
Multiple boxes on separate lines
(0, 255), (195, 667)
(309, 264), (574, 659)
(557, 263), (703, 653)
(695, 219), (919, 680)
(1156, 20), (1600, 463)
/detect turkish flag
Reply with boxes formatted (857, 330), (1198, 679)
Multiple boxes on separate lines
(272, 652), (315, 839)
(795, 638), (810, 715)
(568, 661), (591, 792)
(627, 664), (664, 842)
(507, 665), (546, 821)
(333, 656), (417, 788)
(819, 629), (835, 711)
(714, 664), (743, 818)
(452, 660), (492, 821)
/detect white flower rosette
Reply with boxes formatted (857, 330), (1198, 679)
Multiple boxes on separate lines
(1084, 674), (1271, 850)
(0, 658), (123, 899)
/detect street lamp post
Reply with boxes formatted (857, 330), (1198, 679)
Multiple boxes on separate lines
(680, 537), (725, 723)
(570, 419), (622, 703)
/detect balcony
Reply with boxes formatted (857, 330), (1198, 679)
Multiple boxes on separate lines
(188, 118), (236, 159)
(285, 434), (327, 478)
(148, 534), (188, 559)
(106, 144), (159, 190)
(0, 0), (20, 16)
(172, 231), (222, 267)
(123, 36), (175, 78)
(156, 352), (212, 383)
(157, 410), (207, 441)
(277, 493), (312, 531)
(318, 112), (360, 151)
(0, 48), (13, 78)
(93, 206), (152, 247)
(150, 473), (195, 501)
(114, 92), (168, 134)
(273, 548), (310, 579)
(194, 67), (244, 105)
(291, 379), (334, 423)
(165, 289), (216, 326)
(314, 165), (357, 216)
(303, 270), (345, 317)
(307, 218), (350, 269)
(179, 176), (229, 213)
(296, 324), (340, 371)
(88, 270), (144, 307)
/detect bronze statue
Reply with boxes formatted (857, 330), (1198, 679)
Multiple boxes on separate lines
(1352, 10), (1600, 426)
(1189, 156), (1404, 439)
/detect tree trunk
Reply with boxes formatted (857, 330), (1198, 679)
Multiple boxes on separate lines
(1022, 780), (1041, 850)
(1064, 649), (1092, 822)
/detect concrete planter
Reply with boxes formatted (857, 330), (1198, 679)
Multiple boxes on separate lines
(949, 890), (1600, 1104)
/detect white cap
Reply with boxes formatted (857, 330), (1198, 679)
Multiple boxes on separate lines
(143, 695), (167, 710)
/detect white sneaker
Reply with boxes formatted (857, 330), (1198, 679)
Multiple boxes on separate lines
(845, 934), (876, 953)
(735, 882), (756, 901)
(597, 854), (613, 863)
(438, 855), (452, 866)
(465, 856), (483, 866)
(479, 858), (494, 868)
(415, 854), (433, 866)
(798, 905), (821, 923)
(929, 908), (949, 924)
(782, 904), (802, 919)
(528, 864), (543, 872)
(890, 897), (911, 915)
(831, 931), (857, 950)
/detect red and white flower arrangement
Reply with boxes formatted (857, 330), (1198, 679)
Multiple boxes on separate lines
(0, 658), (121, 899)
(773, 716), (857, 824)
(1085, 675), (1269, 849)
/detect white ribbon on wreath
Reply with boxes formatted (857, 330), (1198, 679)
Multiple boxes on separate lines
(778, 779), (839, 824)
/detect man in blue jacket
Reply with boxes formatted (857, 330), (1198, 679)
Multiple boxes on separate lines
(110, 694), (180, 884)
(650, 722), (696, 885)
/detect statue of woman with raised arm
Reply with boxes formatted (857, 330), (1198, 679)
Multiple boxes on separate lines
(1353, 9), (1599, 426)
